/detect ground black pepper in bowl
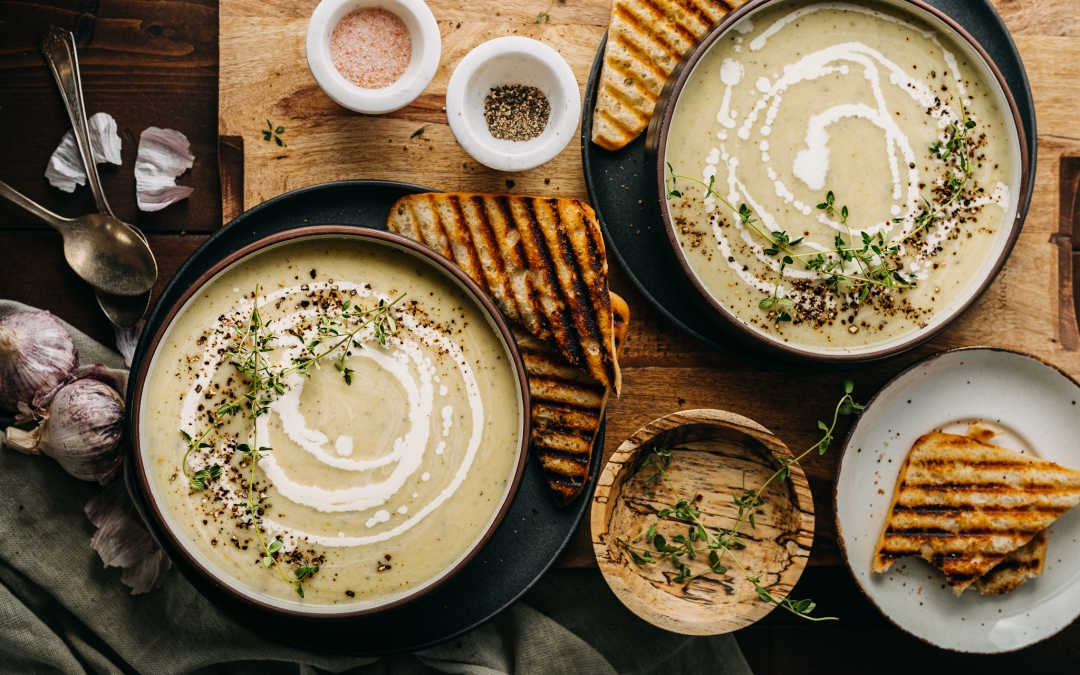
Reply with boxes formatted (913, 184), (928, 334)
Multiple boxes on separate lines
(483, 84), (551, 141)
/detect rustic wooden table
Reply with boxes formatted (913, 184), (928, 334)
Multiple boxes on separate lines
(3, 1), (1080, 672)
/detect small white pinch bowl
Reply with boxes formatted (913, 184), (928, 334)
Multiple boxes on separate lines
(835, 347), (1080, 653)
(446, 36), (580, 172)
(306, 0), (441, 115)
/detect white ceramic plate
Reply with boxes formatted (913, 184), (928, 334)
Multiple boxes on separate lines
(835, 347), (1080, 653)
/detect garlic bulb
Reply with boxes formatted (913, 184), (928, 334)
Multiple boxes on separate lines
(0, 311), (78, 412)
(5, 377), (123, 484)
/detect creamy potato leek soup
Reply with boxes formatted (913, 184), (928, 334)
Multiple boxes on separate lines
(664, 0), (1021, 353)
(139, 236), (523, 611)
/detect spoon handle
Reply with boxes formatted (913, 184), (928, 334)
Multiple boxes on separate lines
(0, 179), (71, 233)
(40, 27), (114, 218)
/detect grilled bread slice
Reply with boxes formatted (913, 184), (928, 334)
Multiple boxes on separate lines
(387, 193), (621, 394)
(591, 0), (746, 151)
(519, 292), (630, 506)
(873, 432), (1080, 595)
(974, 528), (1047, 596)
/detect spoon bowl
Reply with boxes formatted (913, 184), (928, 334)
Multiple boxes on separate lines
(0, 180), (157, 297)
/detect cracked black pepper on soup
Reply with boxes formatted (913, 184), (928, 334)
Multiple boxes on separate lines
(484, 84), (551, 141)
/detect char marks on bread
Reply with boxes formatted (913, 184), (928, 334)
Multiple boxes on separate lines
(387, 193), (622, 395)
(873, 432), (1080, 596)
(519, 292), (630, 506)
(591, 0), (747, 151)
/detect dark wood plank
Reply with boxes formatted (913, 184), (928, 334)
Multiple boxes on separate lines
(737, 567), (1080, 674)
(0, 232), (206, 345)
(0, 0), (220, 233)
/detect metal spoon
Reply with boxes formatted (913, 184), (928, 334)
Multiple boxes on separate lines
(40, 27), (156, 327)
(0, 179), (155, 298)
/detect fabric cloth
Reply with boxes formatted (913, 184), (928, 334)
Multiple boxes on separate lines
(0, 300), (753, 675)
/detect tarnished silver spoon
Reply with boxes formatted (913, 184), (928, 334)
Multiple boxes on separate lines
(41, 27), (156, 327)
(0, 179), (156, 298)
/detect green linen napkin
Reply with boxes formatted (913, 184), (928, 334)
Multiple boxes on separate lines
(0, 300), (753, 675)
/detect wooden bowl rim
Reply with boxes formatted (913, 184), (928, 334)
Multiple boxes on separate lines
(590, 409), (815, 634)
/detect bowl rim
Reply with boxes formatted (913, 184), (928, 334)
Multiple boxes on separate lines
(832, 346), (1080, 652)
(590, 408), (815, 634)
(128, 225), (532, 619)
(305, 0), (441, 114)
(645, 0), (1032, 366)
(445, 35), (581, 172)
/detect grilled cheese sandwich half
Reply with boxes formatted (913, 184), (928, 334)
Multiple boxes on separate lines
(873, 432), (1080, 596)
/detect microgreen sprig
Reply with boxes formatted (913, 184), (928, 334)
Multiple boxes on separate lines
(620, 380), (865, 620)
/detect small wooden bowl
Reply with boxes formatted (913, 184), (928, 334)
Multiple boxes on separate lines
(591, 409), (815, 635)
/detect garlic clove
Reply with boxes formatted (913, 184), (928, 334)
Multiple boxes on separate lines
(0, 311), (79, 413)
(119, 548), (171, 594)
(135, 127), (194, 212)
(85, 482), (172, 594)
(44, 112), (123, 193)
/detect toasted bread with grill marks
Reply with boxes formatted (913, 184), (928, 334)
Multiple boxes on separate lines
(387, 193), (621, 394)
(519, 292), (630, 506)
(873, 432), (1080, 596)
(591, 0), (746, 151)
(973, 528), (1047, 595)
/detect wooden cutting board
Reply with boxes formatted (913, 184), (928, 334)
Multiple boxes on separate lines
(219, 0), (1080, 566)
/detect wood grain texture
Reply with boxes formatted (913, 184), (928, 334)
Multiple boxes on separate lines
(591, 410), (814, 634)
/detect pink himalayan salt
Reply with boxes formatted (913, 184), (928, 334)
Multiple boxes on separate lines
(330, 8), (412, 89)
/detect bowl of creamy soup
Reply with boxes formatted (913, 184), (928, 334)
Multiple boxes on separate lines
(129, 227), (529, 617)
(649, 0), (1030, 365)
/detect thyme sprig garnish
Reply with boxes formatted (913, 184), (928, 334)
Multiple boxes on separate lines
(667, 169), (914, 320)
(178, 285), (405, 597)
(262, 120), (286, 147)
(619, 380), (865, 620)
(897, 100), (977, 241)
(665, 99), (977, 322)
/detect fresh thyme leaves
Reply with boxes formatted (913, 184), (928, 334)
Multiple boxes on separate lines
(619, 380), (865, 620)
(897, 103), (978, 241)
(666, 95), (979, 324)
(178, 285), (405, 596)
(189, 464), (222, 491)
(535, 0), (565, 22)
(411, 126), (426, 138)
(666, 167), (916, 322)
(262, 120), (286, 147)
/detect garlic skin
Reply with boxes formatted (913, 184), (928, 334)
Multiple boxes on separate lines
(135, 127), (194, 212)
(0, 311), (79, 412)
(5, 378), (124, 484)
(45, 112), (123, 193)
(85, 481), (171, 594)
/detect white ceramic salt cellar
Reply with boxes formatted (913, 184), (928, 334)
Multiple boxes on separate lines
(446, 37), (580, 172)
(306, 0), (440, 114)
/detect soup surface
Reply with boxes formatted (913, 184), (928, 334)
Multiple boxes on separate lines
(664, 0), (1019, 353)
(140, 237), (523, 610)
